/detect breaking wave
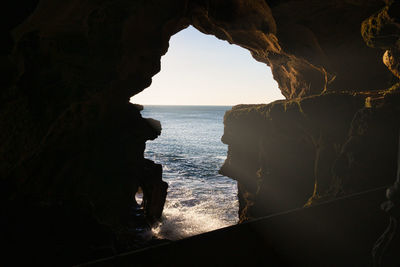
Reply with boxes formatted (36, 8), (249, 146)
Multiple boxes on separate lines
(141, 106), (239, 240)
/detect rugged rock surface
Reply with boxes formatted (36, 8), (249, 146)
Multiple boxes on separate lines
(360, 2), (400, 265)
(83, 188), (389, 267)
(220, 91), (400, 221)
(1, 0), (400, 265)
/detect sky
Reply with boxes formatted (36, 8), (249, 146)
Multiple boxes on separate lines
(130, 26), (283, 106)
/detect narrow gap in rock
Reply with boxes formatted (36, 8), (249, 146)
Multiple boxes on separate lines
(135, 186), (144, 207)
(130, 26), (283, 240)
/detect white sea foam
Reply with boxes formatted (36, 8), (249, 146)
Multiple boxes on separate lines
(153, 197), (238, 240)
(150, 174), (238, 240)
(141, 106), (239, 240)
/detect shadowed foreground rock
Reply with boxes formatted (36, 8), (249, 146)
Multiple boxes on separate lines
(221, 91), (400, 222)
(1, 0), (400, 265)
(83, 188), (388, 266)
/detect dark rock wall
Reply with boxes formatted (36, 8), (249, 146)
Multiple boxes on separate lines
(220, 1), (400, 265)
(271, 0), (392, 96)
(1, 0), (400, 265)
(221, 92), (400, 221)
(1, 0), (176, 264)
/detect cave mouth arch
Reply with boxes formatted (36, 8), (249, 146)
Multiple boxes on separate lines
(130, 26), (283, 240)
(132, 26), (284, 106)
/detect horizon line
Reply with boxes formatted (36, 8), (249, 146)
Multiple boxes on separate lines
(132, 103), (274, 106)
(133, 103), (234, 106)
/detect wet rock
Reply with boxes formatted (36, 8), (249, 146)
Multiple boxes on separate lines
(141, 159), (168, 224)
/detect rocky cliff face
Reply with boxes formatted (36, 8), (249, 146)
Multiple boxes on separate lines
(1, 0), (399, 265)
(221, 92), (399, 221)
(220, 1), (400, 265)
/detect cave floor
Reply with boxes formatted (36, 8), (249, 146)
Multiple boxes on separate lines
(81, 187), (388, 267)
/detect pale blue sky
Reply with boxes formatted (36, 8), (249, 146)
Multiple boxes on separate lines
(130, 26), (283, 106)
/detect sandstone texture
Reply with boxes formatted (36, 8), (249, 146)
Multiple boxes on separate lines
(1, 0), (400, 266)
(221, 91), (400, 220)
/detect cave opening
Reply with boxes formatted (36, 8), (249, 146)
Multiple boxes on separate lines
(130, 26), (283, 240)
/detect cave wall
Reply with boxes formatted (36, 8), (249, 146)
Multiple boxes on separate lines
(221, 91), (400, 221)
(1, 0), (400, 265)
(219, 1), (400, 265)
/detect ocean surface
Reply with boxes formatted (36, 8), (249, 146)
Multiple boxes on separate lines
(140, 105), (239, 240)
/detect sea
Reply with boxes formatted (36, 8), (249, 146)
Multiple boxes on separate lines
(139, 105), (239, 240)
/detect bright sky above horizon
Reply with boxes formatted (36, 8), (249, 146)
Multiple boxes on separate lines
(130, 26), (283, 106)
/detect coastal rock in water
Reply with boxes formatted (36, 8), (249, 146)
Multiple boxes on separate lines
(141, 159), (168, 224)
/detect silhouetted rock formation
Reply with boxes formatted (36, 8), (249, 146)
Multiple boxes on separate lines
(360, 2), (400, 265)
(220, 92), (399, 220)
(82, 188), (389, 267)
(1, 0), (400, 265)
